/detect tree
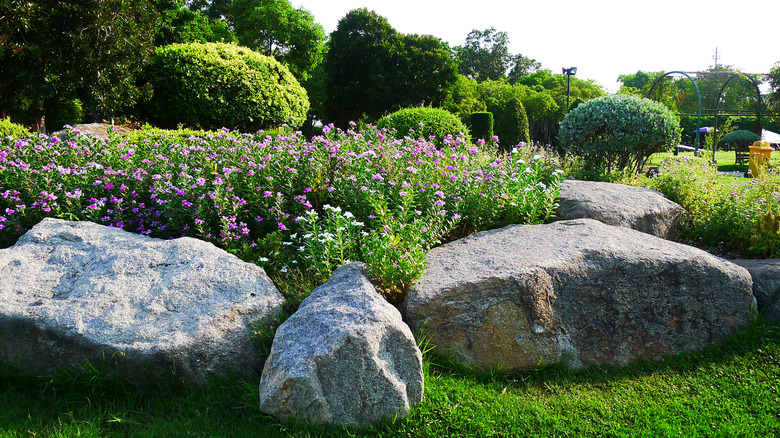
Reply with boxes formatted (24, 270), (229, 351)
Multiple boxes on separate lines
(769, 63), (780, 125)
(155, 1), (235, 45)
(323, 8), (398, 126)
(391, 34), (458, 109)
(322, 9), (456, 127)
(455, 28), (511, 82)
(186, 0), (233, 21)
(507, 54), (541, 84)
(0, 0), (158, 128)
(230, 0), (325, 81)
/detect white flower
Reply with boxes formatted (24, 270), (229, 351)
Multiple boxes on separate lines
(258, 257), (269, 262)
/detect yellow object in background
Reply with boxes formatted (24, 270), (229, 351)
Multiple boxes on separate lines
(749, 141), (773, 177)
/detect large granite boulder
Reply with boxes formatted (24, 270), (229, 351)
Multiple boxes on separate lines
(260, 262), (423, 428)
(0, 218), (283, 384)
(556, 180), (683, 239)
(730, 259), (780, 321)
(403, 219), (756, 372)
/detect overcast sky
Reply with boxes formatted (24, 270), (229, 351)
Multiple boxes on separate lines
(292, 0), (780, 92)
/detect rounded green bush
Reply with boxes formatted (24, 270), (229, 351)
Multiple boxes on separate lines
(0, 117), (31, 139)
(142, 42), (309, 132)
(377, 107), (469, 144)
(558, 94), (681, 175)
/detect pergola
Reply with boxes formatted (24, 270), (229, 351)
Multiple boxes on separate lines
(647, 70), (768, 162)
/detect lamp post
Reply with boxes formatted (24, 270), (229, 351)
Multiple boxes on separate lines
(562, 67), (577, 110)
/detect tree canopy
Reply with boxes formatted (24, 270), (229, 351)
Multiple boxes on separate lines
(0, 0), (159, 128)
(230, 0), (325, 81)
(322, 8), (456, 127)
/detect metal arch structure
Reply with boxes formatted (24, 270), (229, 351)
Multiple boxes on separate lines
(647, 71), (701, 155)
(713, 72), (764, 144)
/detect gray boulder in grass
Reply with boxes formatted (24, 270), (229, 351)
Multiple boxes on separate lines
(0, 218), (284, 384)
(555, 180), (683, 239)
(403, 219), (756, 372)
(259, 262), (423, 428)
(730, 259), (780, 321)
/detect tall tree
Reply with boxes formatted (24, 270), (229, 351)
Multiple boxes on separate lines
(391, 34), (458, 109)
(230, 0), (325, 81)
(0, 0), (158, 127)
(507, 53), (541, 84)
(769, 63), (780, 125)
(455, 28), (511, 82)
(323, 8), (398, 126)
(186, 0), (233, 21)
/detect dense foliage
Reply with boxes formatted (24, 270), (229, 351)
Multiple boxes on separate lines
(322, 8), (457, 128)
(0, 0), (158, 127)
(230, 0), (325, 81)
(141, 42), (309, 131)
(0, 125), (561, 303)
(558, 94), (682, 176)
(377, 107), (470, 145)
(468, 112), (494, 143)
(0, 117), (31, 139)
(635, 156), (780, 258)
(454, 27), (540, 84)
(489, 97), (530, 152)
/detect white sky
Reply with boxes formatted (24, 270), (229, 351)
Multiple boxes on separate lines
(292, 0), (780, 93)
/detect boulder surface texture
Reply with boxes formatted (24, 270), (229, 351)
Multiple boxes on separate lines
(730, 259), (780, 321)
(403, 219), (755, 372)
(555, 180), (683, 239)
(0, 218), (283, 384)
(260, 262), (424, 428)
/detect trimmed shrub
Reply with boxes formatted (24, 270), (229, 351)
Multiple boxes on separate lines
(45, 98), (84, 132)
(141, 42), (309, 131)
(0, 117), (31, 139)
(468, 112), (493, 143)
(558, 94), (681, 176)
(491, 97), (529, 153)
(377, 107), (469, 144)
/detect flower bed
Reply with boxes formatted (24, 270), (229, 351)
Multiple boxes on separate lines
(635, 155), (780, 257)
(0, 124), (562, 302)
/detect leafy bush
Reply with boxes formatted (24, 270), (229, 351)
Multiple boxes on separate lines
(45, 98), (84, 132)
(377, 107), (470, 144)
(0, 117), (31, 138)
(141, 42), (309, 131)
(468, 112), (493, 143)
(558, 94), (681, 176)
(633, 155), (780, 257)
(491, 97), (529, 153)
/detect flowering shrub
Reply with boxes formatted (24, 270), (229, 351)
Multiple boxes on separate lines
(0, 124), (562, 303)
(635, 155), (780, 257)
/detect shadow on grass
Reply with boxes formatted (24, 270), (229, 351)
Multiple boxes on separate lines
(423, 315), (780, 389)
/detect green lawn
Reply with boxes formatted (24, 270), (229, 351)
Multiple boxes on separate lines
(1, 318), (778, 437)
(647, 149), (780, 173)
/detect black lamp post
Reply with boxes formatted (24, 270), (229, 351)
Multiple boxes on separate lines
(562, 67), (577, 110)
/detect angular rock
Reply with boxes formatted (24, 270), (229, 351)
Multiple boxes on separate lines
(0, 218), (283, 384)
(556, 180), (683, 239)
(260, 262), (423, 428)
(730, 259), (780, 321)
(403, 219), (755, 372)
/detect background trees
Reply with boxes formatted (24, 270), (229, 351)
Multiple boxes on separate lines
(321, 8), (456, 128)
(0, 0), (159, 129)
(230, 0), (325, 81)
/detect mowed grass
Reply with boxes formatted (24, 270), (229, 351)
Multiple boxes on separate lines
(1, 318), (778, 437)
(647, 149), (780, 173)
